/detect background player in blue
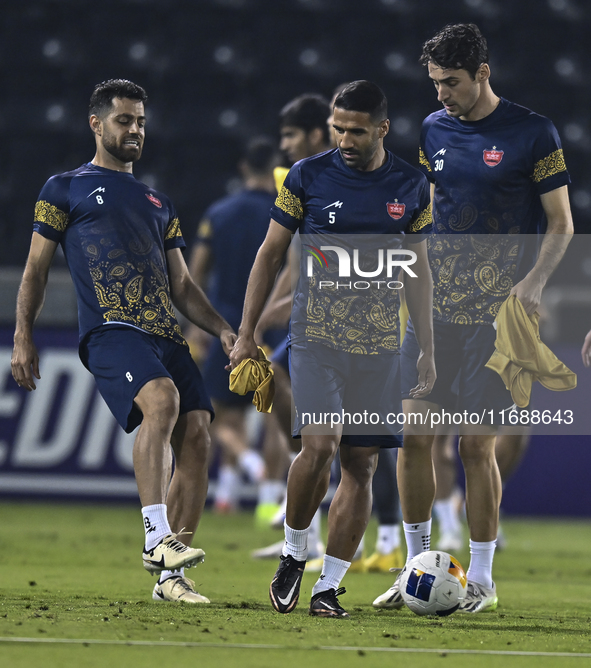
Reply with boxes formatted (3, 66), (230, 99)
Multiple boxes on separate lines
(187, 137), (285, 514)
(374, 24), (573, 614)
(230, 81), (435, 618)
(11, 79), (236, 604)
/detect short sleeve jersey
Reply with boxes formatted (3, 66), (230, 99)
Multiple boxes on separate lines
(33, 163), (187, 346)
(195, 188), (276, 326)
(418, 98), (570, 324)
(271, 148), (432, 354)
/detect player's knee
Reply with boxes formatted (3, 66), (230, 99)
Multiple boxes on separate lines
(458, 435), (495, 467)
(300, 436), (338, 473)
(138, 378), (180, 426)
(402, 433), (433, 455)
(341, 450), (378, 487)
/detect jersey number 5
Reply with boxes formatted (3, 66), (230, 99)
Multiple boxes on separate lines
(328, 211), (336, 224)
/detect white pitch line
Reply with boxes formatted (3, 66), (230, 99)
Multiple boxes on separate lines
(1, 637), (591, 658)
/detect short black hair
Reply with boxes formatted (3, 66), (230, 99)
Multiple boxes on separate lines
(89, 79), (148, 118)
(420, 23), (489, 79)
(333, 80), (388, 123)
(243, 136), (277, 175)
(279, 93), (331, 144)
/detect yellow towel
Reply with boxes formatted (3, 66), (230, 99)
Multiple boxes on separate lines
(485, 295), (576, 407)
(229, 346), (275, 413)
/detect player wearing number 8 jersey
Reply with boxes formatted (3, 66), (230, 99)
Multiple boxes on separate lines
(11, 79), (236, 604)
(374, 23), (574, 614)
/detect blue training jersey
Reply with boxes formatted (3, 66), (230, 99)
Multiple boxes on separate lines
(418, 98), (571, 324)
(271, 148), (432, 354)
(195, 188), (276, 328)
(33, 163), (187, 346)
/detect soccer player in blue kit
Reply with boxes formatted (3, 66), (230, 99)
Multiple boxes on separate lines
(373, 24), (573, 613)
(230, 80), (436, 618)
(187, 137), (281, 513)
(11, 80), (236, 603)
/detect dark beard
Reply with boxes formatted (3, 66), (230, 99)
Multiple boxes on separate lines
(102, 134), (141, 163)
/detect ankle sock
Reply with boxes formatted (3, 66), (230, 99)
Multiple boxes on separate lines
(142, 504), (171, 550)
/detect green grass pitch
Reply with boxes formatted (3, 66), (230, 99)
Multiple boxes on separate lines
(1, 501), (590, 668)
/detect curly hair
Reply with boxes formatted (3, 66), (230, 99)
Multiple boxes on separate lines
(420, 24), (488, 79)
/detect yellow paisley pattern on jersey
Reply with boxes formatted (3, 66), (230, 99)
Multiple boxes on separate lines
(409, 202), (432, 233)
(165, 217), (182, 240)
(532, 149), (567, 183)
(275, 185), (304, 220)
(419, 147), (432, 172)
(84, 240), (186, 347)
(302, 274), (400, 354)
(34, 200), (68, 233)
(429, 234), (517, 325)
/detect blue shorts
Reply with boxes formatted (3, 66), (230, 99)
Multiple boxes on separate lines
(202, 338), (250, 407)
(81, 325), (214, 433)
(400, 319), (515, 418)
(289, 341), (402, 448)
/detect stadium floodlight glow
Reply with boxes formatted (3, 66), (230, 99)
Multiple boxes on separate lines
(43, 39), (61, 58)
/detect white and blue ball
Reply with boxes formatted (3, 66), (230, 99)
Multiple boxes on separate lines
(399, 550), (467, 617)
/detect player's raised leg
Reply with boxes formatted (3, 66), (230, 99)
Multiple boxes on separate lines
(134, 378), (206, 577)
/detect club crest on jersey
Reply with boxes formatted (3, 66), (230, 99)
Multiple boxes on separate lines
(483, 147), (504, 167)
(387, 201), (406, 220)
(146, 193), (162, 208)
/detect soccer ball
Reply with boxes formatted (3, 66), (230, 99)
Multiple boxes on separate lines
(399, 551), (467, 617)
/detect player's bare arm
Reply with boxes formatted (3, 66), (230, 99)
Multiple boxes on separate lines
(510, 185), (573, 315)
(404, 238), (436, 398)
(12, 232), (58, 391)
(229, 220), (292, 368)
(166, 247), (236, 355)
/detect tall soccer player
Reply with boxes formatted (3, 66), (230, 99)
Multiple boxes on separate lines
(373, 23), (573, 613)
(230, 80), (435, 618)
(11, 79), (236, 604)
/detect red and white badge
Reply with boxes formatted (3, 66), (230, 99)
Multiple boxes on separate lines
(146, 193), (162, 208)
(483, 147), (504, 167)
(387, 201), (406, 219)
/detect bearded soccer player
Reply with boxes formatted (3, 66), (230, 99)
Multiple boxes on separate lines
(11, 79), (236, 604)
(230, 80), (435, 618)
(373, 24), (573, 614)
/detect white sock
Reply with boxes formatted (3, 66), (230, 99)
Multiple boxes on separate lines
(142, 504), (171, 550)
(353, 534), (365, 561)
(282, 522), (309, 561)
(466, 539), (496, 590)
(238, 450), (265, 483)
(312, 554), (351, 596)
(257, 480), (286, 505)
(215, 465), (240, 506)
(403, 519), (432, 563)
(376, 524), (401, 555)
(433, 495), (462, 536)
(158, 567), (184, 584)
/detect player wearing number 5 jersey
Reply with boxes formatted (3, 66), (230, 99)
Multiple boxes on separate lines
(11, 79), (236, 604)
(230, 80), (435, 618)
